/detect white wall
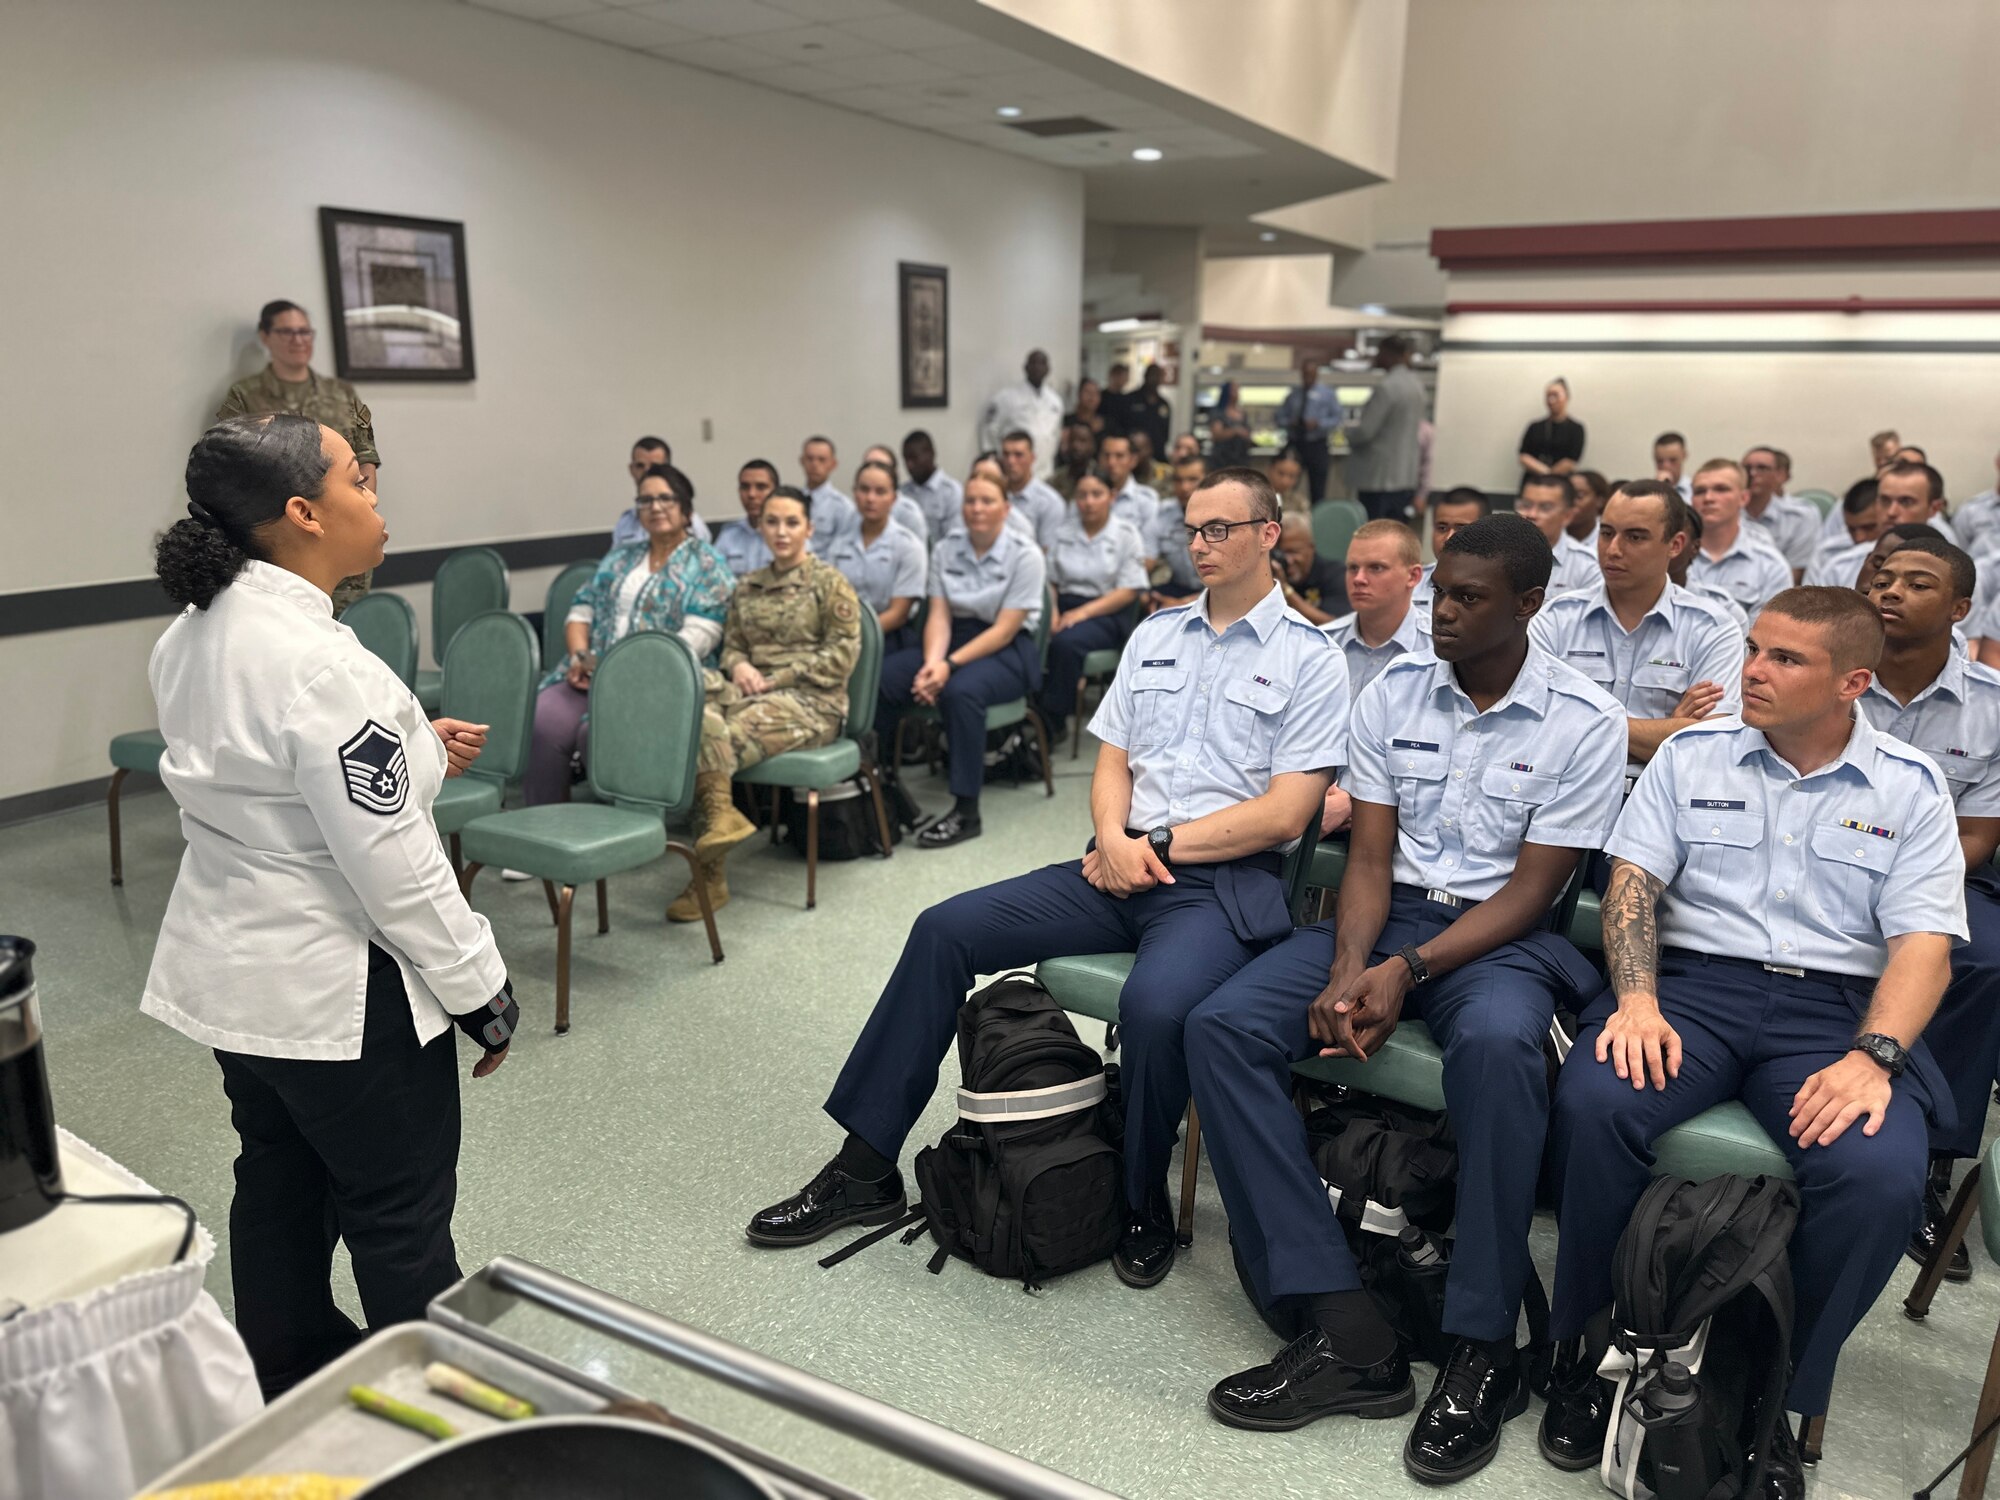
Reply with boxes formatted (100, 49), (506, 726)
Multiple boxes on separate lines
(0, 0), (1082, 805)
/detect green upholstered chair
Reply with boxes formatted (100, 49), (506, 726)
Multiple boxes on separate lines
(341, 590), (419, 689)
(106, 729), (168, 885)
(541, 559), (599, 672)
(1794, 488), (1838, 518)
(1312, 499), (1367, 566)
(1067, 597), (1142, 760)
(416, 546), (510, 714)
(892, 584), (1057, 799)
(735, 609), (892, 911)
(1036, 820), (1324, 1245)
(459, 630), (720, 1034)
(428, 611), (539, 870)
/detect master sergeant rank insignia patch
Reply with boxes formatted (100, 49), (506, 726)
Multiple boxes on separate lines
(340, 720), (408, 816)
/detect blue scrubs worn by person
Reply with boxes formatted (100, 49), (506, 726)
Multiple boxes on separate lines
(824, 459), (927, 653)
(1542, 588), (1968, 1494)
(1039, 469), (1148, 741)
(746, 468), (1348, 1287)
(900, 429), (963, 545)
(874, 472), (1048, 848)
(1190, 514), (1624, 1486)
(1856, 536), (2000, 1280)
(800, 435), (861, 555)
(715, 460), (779, 577)
(143, 415), (519, 1398)
(1689, 459), (1793, 616)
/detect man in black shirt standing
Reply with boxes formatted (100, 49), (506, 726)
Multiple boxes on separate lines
(1517, 377), (1584, 478)
(1130, 364), (1173, 461)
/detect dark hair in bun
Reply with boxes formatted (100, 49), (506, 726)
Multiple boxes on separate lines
(156, 413), (329, 610)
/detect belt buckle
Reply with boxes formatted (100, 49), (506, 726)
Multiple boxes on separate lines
(1424, 888), (1465, 909)
(1763, 962), (1806, 978)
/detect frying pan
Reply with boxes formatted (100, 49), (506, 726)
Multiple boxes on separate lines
(359, 1415), (783, 1500)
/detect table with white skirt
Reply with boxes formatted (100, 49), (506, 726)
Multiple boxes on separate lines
(0, 1129), (260, 1500)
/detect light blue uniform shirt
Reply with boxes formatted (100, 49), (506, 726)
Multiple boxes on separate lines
(1048, 515), (1148, 599)
(1277, 383), (1342, 439)
(1747, 494), (1821, 574)
(612, 505), (710, 549)
(1688, 526), (1792, 615)
(824, 523), (928, 616)
(1528, 581), (1745, 773)
(1150, 501), (1200, 592)
(1804, 536), (1871, 589)
(1345, 645), (1627, 901)
(1324, 601), (1430, 697)
(1857, 652), (2000, 818)
(1610, 715), (1968, 976)
(805, 483), (861, 555)
(713, 520), (772, 576)
(1548, 531), (1602, 599)
(902, 470), (964, 543)
(1111, 480), (1160, 541)
(1086, 582), (1349, 846)
(1411, 561), (1436, 615)
(927, 525), (1047, 634)
(890, 494), (929, 542)
(1955, 490), (2000, 559)
(1006, 480), (1067, 551)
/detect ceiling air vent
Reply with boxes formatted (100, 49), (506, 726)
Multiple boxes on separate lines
(1007, 116), (1114, 138)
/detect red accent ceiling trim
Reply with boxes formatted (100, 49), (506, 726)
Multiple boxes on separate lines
(1200, 325), (1368, 348)
(1446, 297), (2000, 315)
(1432, 209), (2000, 271)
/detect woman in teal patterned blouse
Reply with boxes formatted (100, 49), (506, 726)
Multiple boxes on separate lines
(521, 465), (734, 806)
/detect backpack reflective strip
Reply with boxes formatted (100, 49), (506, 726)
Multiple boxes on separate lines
(1323, 1184), (1410, 1238)
(955, 1074), (1106, 1123)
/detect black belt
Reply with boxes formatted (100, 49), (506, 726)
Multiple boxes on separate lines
(1119, 831), (1281, 877)
(1392, 882), (1481, 912)
(1661, 947), (1862, 990)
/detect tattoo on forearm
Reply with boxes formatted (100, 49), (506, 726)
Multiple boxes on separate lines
(1602, 861), (1665, 998)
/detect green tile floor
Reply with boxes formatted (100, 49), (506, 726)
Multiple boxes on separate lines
(10, 754), (1995, 1498)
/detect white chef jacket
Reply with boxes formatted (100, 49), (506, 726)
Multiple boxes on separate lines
(142, 560), (506, 1060)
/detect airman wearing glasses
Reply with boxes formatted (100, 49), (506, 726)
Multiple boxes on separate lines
(218, 300), (380, 612)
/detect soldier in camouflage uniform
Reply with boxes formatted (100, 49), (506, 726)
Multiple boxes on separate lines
(217, 300), (380, 613)
(672, 488), (863, 921)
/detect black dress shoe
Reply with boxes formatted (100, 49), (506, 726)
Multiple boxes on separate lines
(745, 1159), (906, 1248)
(1112, 1206), (1176, 1288)
(1208, 1327), (1415, 1431)
(1537, 1347), (1613, 1471)
(1907, 1178), (1973, 1282)
(1403, 1340), (1530, 1484)
(1747, 1411), (1805, 1500)
(916, 810), (981, 848)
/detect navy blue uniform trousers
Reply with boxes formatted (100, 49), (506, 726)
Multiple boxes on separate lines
(825, 855), (1291, 1207)
(1926, 872), (2000, 1158)
(1187, 889), (1601, 1342)
(1041, 593), (1132, 721)
(1549, 951), (1950, 1414)
(878, 618), (1041, 800)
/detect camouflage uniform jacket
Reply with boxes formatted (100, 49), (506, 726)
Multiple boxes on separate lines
(720, 557), (861, 718)
(217, 365), (381, 466)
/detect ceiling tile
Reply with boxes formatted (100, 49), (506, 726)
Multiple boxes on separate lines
(549, 8), (701, 47)
(625, 0), (799, 35)
(905, 40), (1043, 75)
(815, 50), (944, 87)
(760, 0), (902, 21)
(647, 36), (791, 72)
(735, 23), (875, 63)
(832, 13), (970, 50)
(746, 62), (860, 93)
(463, 0), (607, 17)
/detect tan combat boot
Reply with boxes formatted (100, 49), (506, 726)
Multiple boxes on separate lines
(667, 851), (728, 922)
(693, 771), (758, 860)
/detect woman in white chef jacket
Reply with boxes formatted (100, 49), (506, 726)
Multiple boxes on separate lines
(143, 413), (520, 1398)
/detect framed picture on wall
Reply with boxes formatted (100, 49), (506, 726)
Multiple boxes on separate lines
(318, 207), (476, 381)
(898, 261), (948, 408)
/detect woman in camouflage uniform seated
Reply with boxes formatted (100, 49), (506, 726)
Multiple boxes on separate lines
(672, 487), (863, 920)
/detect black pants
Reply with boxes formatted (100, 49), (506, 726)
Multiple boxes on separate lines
(1299, 439), (1330, 504)
(1357, 487), (1416, 521)
(214, 945), (462, 1397)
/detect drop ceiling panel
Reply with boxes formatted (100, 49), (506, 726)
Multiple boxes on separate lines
(903, 40), (1043, 75)
(816, 50), (949, 86)
(761, 0), (905, 21)
(830, 13), (972, 50)
(548, 8), (700, 48)
(645, 37), (790, 72)
(734, 23), (878, 63)
(748, 62), (863, 93)
(625, 0), (800, 37)
(469, 0), (602, 18)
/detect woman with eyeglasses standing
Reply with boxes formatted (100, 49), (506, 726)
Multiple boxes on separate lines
(216, 299), (380, 612)
(518, 464), (734, 815)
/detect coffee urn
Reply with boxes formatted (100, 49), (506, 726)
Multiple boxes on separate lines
(0, 937), (62, 1233)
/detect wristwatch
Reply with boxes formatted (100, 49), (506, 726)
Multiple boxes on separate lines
(1397, 944), (1430, 986)
(1851, 1032), (1909, 1079)
(1147, 826), (1174, 865)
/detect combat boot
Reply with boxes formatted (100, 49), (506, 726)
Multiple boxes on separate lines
(694, 771), (758, 860)
(668, 850), (729, 922)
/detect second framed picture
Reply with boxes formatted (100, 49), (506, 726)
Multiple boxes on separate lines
(319, 206), (475, 381)
(898, 262), (948, 408)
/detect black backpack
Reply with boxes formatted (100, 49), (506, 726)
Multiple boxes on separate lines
(824, 973), (1123, 1290)
(1599, 1174), (1800, 1500)
(779, 780), (900, 860)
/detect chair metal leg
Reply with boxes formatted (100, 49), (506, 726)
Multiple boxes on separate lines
(1799, 1413), (1825, 1466)
(1961, 1321), (2000, 1499)
(542, 879), (561, 926)
(1070, 679), (1086, 760)
(554, 883), (575, 1035)
(1026, 709), (1055, 797)
(1908, 1162), (1983, 1320)
(769, 786), (783, 846)
(449, 831), (462, 877)
(1177, 1102), (1201, 1247)
(805, 787), (820, 910)
(460, 862), (483, 898)
(106, 768), (128, 886)
(862, 760), (893, 860)
(892, 717), (907, 781)
(596, 877), (609, 935)
(666, 841), (724, 963)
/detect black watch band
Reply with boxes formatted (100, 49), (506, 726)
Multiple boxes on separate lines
(1398, 944), (1429, 986)
(1147, 825), (1174, 865)
(1852, 1032), (1909, 1079)
(456, 980), (519, 1055)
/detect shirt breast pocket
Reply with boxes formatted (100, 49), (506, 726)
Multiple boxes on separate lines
(1630, 662), (1692, 718)
(1809, 821), (1890, 933)
(1565, 654), (1616, 693)
(1673, 808), (1761, 902)
(1221, 676), (1291, 769)
(1127, 666), (1189, 750)
(1934, 751), (1989, 798)
(1478, 765), (1561, 846)
(1387, 746), (1448, 824)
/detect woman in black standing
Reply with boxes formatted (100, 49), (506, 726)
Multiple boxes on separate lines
(1517, 377), (1585, 478)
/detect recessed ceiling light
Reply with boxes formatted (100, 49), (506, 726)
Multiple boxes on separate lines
(1259, 231), (1278, 242)
(996, 105), (1022, 118)
(1131, 147), (1163, 162)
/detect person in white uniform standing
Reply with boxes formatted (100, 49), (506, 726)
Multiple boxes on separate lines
(143, 413), (520, 1398)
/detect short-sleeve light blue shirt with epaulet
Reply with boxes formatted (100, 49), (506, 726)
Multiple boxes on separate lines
(889, 494), (928, 542)
(1006, 479), (1066, 551)
(1150, 501), (1200, 591)
(902, 470), (964, 543)
(1344, 645), (1627, 901)
(1528, 581), (1745, 771)
(1112, 481), (1160, 540)
(1087, 583), (1349, 846)
(806, 484), (860, 555)
(1324, 601), (1430, 696)
(823, 523), (927, 615)
(1748, 494), (1823, 574)
(1804, 536), (1870, 589)
(1548, 532), (1603, 599)
(927, 525), (1046, 633)
(1857, 652), (2000, 819)
(714, 520), (773, 576)
(1608, 715), (1969, 976)
(1689, 526), (1792, 614)
(1048, 515), (1147, 600)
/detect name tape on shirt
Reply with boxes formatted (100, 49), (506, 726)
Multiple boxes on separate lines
(339, 720), (408, 816)
(1391, 738), (1441, 752)
(1689, 798), (1747, 810)
(1140, 658), (1178, 668)
(1566, 649), (1607, 659)
(1839, 818), (1897, 840)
